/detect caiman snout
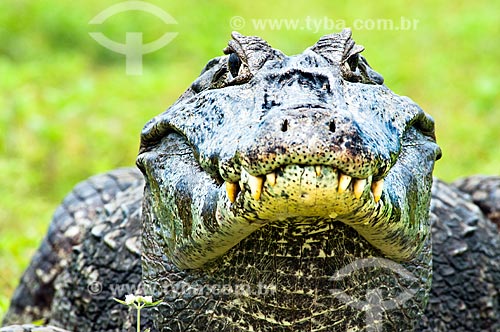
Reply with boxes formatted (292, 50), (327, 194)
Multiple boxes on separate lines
(218, 105), (394, 206)
(238, 105), (398, 182)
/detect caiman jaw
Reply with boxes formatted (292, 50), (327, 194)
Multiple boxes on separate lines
(224, 165), (385, 204)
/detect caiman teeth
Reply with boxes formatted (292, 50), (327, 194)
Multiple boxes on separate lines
(225, 182), (240, 203)
(315, 165), (322, 176)
(353, 179), (367, 199)
(338, 173), (352, 193)
(241, 168), (264, 201)
(229, 166), (384, 204)
(248, 174), (264, 200)
(371, 179), (384, 203)
(266, 172), (277, 186)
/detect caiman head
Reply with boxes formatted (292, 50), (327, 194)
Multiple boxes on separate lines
(136, 29), (441, 270)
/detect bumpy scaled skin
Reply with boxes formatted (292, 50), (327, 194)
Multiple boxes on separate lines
(2, 30), (498, 331)
(454, 175), (500, 229)
(417, 180), (499, 331)
(2, 169), (151, 331)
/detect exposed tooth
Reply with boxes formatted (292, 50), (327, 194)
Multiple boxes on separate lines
(225, 182), (240, 203)
(353, 179), (367, 199)
(371, 179), (384, 203)
(248, 173), (264, 200)
(315, 165), (322, 176)
(266, 172), (277, 186)
(338, 173), (352, 193)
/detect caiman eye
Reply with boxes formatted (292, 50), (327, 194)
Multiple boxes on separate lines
(228, 52), (242, 78)
(342, 54), (384, 85)
(346, 54), (359, 72)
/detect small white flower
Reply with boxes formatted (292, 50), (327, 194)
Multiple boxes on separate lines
(124, 294), (136, 305)
(134, 295), (153, 304)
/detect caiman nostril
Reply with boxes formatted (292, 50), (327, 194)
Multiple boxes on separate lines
(328, 121), (336, 133)
(281, 119), (289, 132)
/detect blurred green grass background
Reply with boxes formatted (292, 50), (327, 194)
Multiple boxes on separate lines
(0, 0), (498, 319)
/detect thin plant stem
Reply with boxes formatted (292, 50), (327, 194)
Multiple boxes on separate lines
(137, 305), (142, 332)
(137, 308), (140, 332)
